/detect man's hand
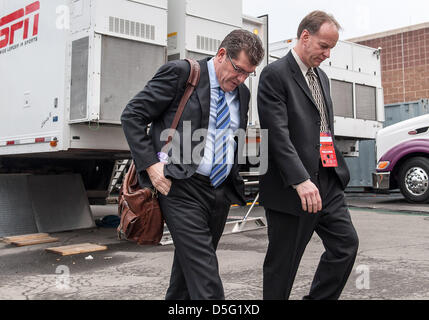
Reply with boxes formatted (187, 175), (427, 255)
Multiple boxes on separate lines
(146, 162), (172, 196)
(295, 180), (322, 214)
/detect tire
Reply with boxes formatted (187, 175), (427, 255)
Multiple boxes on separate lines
(398, 157), (429, 203)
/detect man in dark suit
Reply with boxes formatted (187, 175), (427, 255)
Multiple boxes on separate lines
(121, 29), (264, 300)
(257, 11), (359, 300)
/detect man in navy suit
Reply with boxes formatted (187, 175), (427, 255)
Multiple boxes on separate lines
(121, 29), (264, 300)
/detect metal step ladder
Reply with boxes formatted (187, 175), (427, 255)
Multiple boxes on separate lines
(108, 160), (130, 195)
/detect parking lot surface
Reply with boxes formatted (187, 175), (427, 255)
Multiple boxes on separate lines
(0, 192), (428, 300)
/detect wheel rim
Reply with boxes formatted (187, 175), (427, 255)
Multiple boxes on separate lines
(404, 166), (429, 197)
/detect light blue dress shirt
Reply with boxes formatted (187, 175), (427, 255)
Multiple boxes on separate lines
(196, 58), (240, 177)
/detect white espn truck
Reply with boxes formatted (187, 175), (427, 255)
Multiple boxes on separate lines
(0, 0), (168, 203)
(0, 0), (267, 196)
(0, 0), (167, 237)
(0, 0), (267, 236)
(269, 39), (385, 157)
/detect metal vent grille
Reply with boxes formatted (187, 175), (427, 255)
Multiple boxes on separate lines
(197, 35), (221, 52)
(356, 84), (377, 121)
(331, 80), (354, 118)
(99, 35), (166, 123)
(70, 37), (89, 121)
(186, 51), (212, 61)
(168, 53), (180, 62)
(109, 16), (155, 40)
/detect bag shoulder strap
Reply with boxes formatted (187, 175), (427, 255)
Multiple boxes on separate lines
(126, 59), (201, 189)
(165, 58), (201, 146)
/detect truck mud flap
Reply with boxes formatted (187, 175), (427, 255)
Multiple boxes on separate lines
(0, 174), (95, 237)
(0, 175), (39, 237)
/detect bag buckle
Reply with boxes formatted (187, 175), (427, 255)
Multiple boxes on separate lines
(151, 188), (158, 198)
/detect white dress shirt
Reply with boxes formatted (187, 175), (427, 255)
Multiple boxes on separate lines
(196, 58), (240, 177)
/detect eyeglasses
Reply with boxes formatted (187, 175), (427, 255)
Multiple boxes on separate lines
(227, 53), (256, 77)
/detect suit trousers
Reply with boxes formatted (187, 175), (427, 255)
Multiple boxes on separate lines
(158, 174), (231, 300)
(263, 164), (359, 300)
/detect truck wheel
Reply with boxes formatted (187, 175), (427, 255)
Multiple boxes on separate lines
(399, 157), (429, 203)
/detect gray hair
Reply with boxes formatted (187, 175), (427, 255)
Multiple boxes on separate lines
(297, 11), (342, 38)
(218, 29), (265, 66)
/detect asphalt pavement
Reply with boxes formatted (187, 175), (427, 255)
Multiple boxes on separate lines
(0, 192), (428, 300)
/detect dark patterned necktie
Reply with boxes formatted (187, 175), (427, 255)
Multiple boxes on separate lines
(306, 68), (330, 133)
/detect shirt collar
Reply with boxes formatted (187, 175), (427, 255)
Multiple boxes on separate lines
(207, 58), (220, 90)
(291, 48), (315, 77)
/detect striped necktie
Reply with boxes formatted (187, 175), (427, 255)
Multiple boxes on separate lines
(306, 68), (330, 133)
(210, 88), (231, 188)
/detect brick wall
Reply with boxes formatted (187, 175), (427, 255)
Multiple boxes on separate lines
(355, 27), (429, 105)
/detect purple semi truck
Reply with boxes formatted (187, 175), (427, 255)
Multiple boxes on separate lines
(373, 114), (429, 203)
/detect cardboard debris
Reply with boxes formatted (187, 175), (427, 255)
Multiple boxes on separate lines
(2, 233), (59, 247)
(46, 243), (107, 256)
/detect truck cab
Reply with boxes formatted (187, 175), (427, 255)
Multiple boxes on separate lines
(373, 114), (429, 203)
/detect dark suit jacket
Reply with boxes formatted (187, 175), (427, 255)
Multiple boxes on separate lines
(257, 51), (350, 215)
(121, 58), (250, 206)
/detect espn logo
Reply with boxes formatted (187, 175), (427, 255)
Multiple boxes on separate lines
(0, 1), (40, 49)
